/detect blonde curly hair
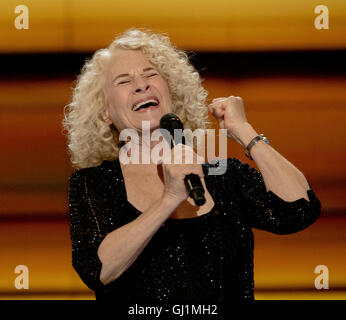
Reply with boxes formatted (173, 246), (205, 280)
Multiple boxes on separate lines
(63, 28), (210, 169)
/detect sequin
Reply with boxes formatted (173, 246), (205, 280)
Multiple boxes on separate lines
(68, 158), (321, 303)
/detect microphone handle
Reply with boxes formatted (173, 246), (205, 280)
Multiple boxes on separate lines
(161, 119), (206, 206)
(184, 174), (206, 206)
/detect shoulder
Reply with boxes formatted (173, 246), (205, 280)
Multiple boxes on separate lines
(68, 159), (121, 193)
(67, 159), (124, 211)
(69, 159), (119, 181)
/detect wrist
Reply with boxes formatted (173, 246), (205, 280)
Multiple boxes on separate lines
(161, 191), (185, 208)
(228, 122), (259, 147)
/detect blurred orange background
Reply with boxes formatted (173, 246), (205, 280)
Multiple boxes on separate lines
(0, 0), (345, 300)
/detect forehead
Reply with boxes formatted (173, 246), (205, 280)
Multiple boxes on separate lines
(107, 50), (155, 77)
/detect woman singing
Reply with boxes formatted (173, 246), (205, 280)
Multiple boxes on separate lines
(63, 29), (321, 304)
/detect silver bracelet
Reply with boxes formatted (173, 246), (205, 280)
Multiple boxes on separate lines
(245, 134), (270, 160)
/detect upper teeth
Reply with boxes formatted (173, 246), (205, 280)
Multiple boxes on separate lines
(132, 99), (159, 111)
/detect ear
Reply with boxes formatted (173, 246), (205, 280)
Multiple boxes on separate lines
(101, 108), (113, 125)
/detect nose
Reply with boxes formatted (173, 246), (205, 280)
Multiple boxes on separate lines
(133, 76), (149, 93)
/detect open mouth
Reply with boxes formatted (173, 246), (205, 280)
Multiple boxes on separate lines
(132, 99), (160, 112)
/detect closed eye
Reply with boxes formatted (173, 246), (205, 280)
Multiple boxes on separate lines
(116, 73), (157, 85)
(118, 80), (130, 85)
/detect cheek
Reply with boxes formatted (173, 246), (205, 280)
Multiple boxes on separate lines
(107, 88), (119, 104)
(107, 89), (127, 112)
(159, 81), (172, 102)
(164, 88), (173, 110)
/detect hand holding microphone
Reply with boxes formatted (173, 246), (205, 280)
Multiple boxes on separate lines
(160, 113), (206, 206)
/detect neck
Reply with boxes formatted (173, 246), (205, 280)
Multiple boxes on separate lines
(121, 130), (168, 165)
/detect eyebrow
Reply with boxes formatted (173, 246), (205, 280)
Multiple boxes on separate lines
(112, 67), (157, 83)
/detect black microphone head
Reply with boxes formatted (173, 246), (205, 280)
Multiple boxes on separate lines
(159, 113), (185, 147)
(160, 113), (184, 133)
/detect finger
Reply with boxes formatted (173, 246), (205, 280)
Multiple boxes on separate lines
(228, 95), (243, 103)
(209, 100), (227, 108)
(172, 145), (204, 165)
(161, 147), (173, 164)
(212, 97), (227, 102)
(180, 145), (198, 164)
(195, 153), (205, 164)
(212, 105), (225, 118)
(189, 166), (205, 179)
(208, 104), (215, 114)
(208, 103), (222, 116)
(195, 166), (205, 178)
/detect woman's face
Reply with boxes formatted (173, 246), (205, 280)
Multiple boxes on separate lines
(103, 49), (173, 133)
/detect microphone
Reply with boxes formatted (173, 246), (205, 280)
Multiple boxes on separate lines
(160, 113), (206, 206)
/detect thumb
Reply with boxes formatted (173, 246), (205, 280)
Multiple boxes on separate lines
(209, 104), (225, 119)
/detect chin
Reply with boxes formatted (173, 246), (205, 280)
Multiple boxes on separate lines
(148, 118), (161, 131)
(144, 113), (164, 128)
(131, 118), (159, 133)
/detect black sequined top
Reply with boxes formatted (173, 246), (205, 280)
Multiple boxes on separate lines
(68, 158), (321, 302)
